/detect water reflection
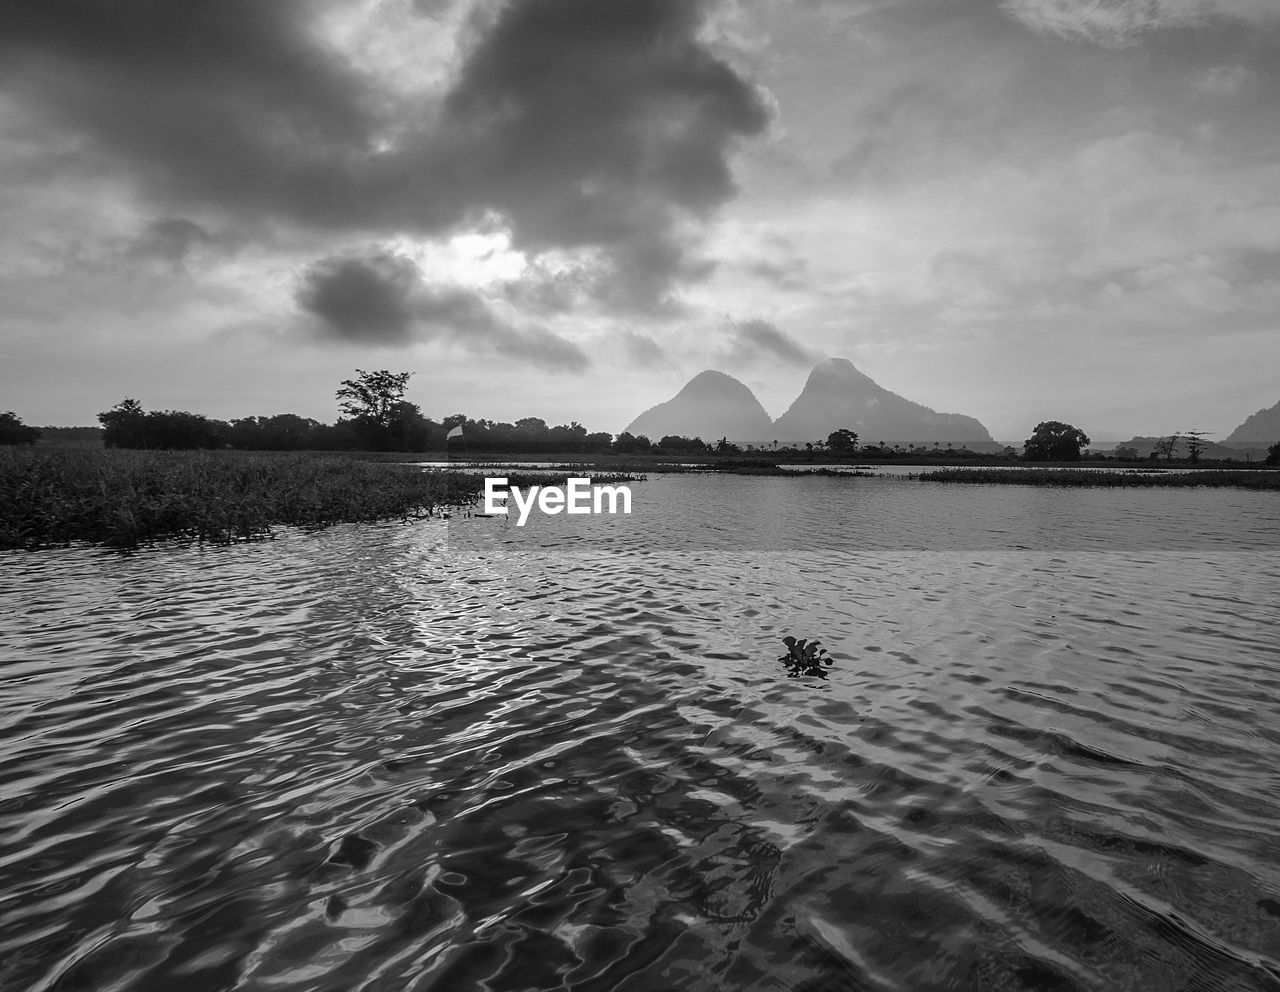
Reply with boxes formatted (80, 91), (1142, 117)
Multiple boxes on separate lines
(2, 477), (1280, 990)
(444, 474), (1280, 552)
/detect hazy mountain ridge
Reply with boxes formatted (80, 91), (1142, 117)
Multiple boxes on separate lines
(626, 358), (996, 446)
(624, 370), (774, 441)
(772, 358), (993, 445)
(1225, 400), (1280, 444)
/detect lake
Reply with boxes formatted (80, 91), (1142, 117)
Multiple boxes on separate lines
(3, 474), (1280, 991)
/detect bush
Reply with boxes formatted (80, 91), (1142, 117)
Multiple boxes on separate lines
(0, 412), (40, 446)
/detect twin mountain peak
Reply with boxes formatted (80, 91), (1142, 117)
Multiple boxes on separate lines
(625, 358), (995, 446)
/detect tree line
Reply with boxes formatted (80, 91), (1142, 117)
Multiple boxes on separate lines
(86, 370), (619, 453)
(4, 372), (1280, 464)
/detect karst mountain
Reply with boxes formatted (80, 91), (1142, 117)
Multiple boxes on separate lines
(626, 358), (994, 446)
(624, 370), (774, 441)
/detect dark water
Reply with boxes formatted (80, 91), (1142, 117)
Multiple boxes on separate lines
(3, 476), (1280, 991)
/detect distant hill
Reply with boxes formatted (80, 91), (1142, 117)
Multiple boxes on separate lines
(1225, 400), (1280, 444)
(624, 370), (774, 442)
(772, 358), (994, 446)
(1113, 436), (1250, 460)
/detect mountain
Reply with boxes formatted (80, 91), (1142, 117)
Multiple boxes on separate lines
(624, 370), (774, 442)
(1224, 400), (1280, 445)
(772, 358), (994, 445)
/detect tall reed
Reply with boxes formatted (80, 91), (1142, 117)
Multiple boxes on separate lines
(0, 449), (481, 549)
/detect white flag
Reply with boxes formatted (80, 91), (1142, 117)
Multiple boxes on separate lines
(446, 425), (463, 440)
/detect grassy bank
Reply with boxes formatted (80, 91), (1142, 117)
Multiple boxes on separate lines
(917, 468), (1280, 489)
(0, 448), (639, 550)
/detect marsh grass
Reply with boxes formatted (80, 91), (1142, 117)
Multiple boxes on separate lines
(917, 468), (1280, 489)
(0, 449), (645, 550)
(0, 449), (479, 550)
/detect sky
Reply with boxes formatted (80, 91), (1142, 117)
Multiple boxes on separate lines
(1, 0), (1278, 442)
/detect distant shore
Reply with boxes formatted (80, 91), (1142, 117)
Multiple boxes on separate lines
(372, 450), (1280, 471)
(916, 467), (1280, 489)
(3, 447), (1275, 551)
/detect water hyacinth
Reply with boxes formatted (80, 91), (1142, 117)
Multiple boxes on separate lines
(779, 636), (834, 678)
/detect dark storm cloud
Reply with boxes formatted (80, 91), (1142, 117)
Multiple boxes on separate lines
(0, 0), (768, 308)
(0, 0), (379, 226)
(297, 251), (589, 371)
(490, 324), (590, 372)
(298, 254), (420, 345)
(440, 0), (768, 307)
(722, 318), (817, 367)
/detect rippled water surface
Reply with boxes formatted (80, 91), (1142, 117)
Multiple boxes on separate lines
(3, 476), (1280, 991)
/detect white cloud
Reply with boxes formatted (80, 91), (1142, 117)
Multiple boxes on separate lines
(1002, 0), (1280, 47)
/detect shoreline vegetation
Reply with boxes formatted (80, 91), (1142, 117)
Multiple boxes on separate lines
(0, 448), (640, 551)
(366, 449), (1280, 471)
(2, 448), (1277, 551)
(915, 467), (1280, 489)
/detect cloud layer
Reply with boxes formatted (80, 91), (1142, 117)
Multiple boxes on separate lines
(297, 251), (589, 371)
(0, 0), (767, 312)
(1001, 0), (1280, 47)
(721, 318), (819, 368)
(2, 0), (1277, 440)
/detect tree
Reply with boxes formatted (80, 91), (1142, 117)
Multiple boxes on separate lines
(228, 413), (326, 450)
(1266, 442), (1280, 466)
(0, 412), (40, 445)
(1180, 430), (1212, 462)
(144, 410), (225, 449)
(336, 369), (413, 428)
(826, 428), (859, 454)
(656, 435), (707, 453)
(387, 400), (433, 452)
(336, 370), (415, 450)
(97, 399), (227, 449)
(1153, 434), (1180, 461)
(1023, 421), (1091, 461)
(613, 431), (644, 453)
(98, 398), (147, 448)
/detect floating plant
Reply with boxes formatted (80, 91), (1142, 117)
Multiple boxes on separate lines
(779, 636), (834, 678)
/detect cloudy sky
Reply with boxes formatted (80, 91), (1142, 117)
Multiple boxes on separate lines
(2, 0), (1278, 441)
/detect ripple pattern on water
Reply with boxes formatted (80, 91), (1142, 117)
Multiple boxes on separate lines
(2, 481), (1280, 991)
